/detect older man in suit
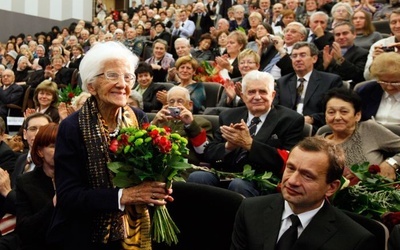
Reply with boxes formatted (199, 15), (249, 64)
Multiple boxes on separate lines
(231, 136), (378, 250)
(274, 42), (342, 132)
(0, 69), (23, 125)
(322, 22), (368, 87)
(188, 70), (304, 197)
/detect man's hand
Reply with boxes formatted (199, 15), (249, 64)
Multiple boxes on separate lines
(313, 24), (325, 38)
(156, 90), (168, 105)
(0, 169), (11, 197)
(221, 119), (253, 151)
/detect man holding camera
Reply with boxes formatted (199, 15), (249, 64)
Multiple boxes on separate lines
(364, 8), (400, 80)
(151, 86), (213, 165)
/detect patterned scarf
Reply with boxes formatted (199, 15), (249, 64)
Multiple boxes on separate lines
(79, 96), (151, 249)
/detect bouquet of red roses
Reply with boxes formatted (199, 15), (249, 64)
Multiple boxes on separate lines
(108, 123), (192, 245)
(194, 60), (225, 84)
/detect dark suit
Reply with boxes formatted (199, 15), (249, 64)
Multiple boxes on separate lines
(325, 45), (368, 86)
(355, 80), (383, 122)
(231, 193), (378, 250)
(15, 167), (59, 249)
(53, 67), (75, 87)
(274, 70), (343, 130)
(204, 105), (304, 175)
(306, 29), (334, 50)
(0, 83), (24, 119)
(0, 141), (17, 174)
(133, 82), (166, 112)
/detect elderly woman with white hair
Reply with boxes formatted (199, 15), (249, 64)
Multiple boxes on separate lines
(329, 2), (354, 30)
(49, 41), (173, 249)
(13, 56), (31, 84)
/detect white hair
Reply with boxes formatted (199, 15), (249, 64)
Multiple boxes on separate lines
(79, 41), (139, 92)
(241, 70), (275, 93)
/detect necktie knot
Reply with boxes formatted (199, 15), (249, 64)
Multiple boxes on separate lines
(276, 214), (301, 250)
(249, 117), (261, 137)
(289, 214), (301, 228)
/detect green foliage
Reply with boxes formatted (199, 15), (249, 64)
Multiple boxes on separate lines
(58, 84), (82, 105)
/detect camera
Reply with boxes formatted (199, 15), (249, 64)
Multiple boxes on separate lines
(382, 46), (395, 52)
(168, 107), (180, 118)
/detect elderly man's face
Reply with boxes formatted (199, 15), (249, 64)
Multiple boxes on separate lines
(167, 88), (192, 111)
(242, 79), (275, 117)
(1, 70), (15, 86)
(175, 41), (190, 57)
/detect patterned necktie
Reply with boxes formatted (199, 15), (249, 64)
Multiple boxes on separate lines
(276, 214), (301, 250)
(296, 78), (305, 109)
(249, 117), (261, 137)
(23, 156), (32, 173)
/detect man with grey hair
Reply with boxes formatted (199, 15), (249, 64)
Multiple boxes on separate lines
(209, 18), (230, 40)
(151, 86), (212, 165)
(188, 70), (304, 197)
(307, 11), (333, 50)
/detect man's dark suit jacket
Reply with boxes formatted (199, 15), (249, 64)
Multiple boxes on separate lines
(0, 83), (24, 118)
(231, 193), (378, 250)
(204, 105), (304, 175)
(53, 67), (75, 87)
(325, 45), (368, 86)
(189, 12), (213, 36)
(0, 141), (17, 174)
(306, 29), (334, 50)
(355, 80), (383, 122)
(133, 82), (166, 112)
(274, 70), (343, 130)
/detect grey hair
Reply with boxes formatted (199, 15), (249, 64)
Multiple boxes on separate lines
(310, 11), (329, 23)
(174, 38), (190, 47)
(167, 86), (191, 101)
(285, 21), (307, 36)
(241, 70), (274, 94)
(129, 90), (144, 109)
(79, 41), (139, 92)
(331, 2), (353, 18)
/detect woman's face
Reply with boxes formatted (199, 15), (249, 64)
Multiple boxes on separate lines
(177, 62), (195, 81)
(325, 97), (361, 134)
(52, 47), (61, 56)
(218, 33), (228, 47)
(88, 59), (133, 109)
(283, 14), (295, 26)
(239, 55), (259, 76)
(136, 26), (144, 35)
(52, 58), (64, 70)
(305, 0), (317, 11)
(377, 75), (400, 96)
(333, 6), (350, 21)
(155, 24), (164, 33)
(226, 36), (243, 55)
(72, 47), (82, 57)
(199, 39), (212, 51)
(38, 90), (54, 108)
(153, 42), (167, 60)
(39, 143), (55, 176)
(256, 24), (269, 39)
(352, 11), (366, 30)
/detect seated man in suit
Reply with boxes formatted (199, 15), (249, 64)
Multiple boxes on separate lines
(133, 62), (167, 113)
(0, 69), (24, 124)
(0, 117), (17, 175)
(230, 136), (378, 250)
(44, 55), (75, 88)
(356, 52), (400, 125)
(188, 70), (304, 197)
(151, 86), (213, 166)
(322, 22), (368, 87)
(274, 42), (343, 133)
(306, 11), (334, 50)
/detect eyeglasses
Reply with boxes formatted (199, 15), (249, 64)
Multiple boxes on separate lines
(377, 80), (400, 86)
(290, 53), (310, 59)
(26, 126), (41, 133)
(239, 61), (257, 66)
(95, 71), (135, 82)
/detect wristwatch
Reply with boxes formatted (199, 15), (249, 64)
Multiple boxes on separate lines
(386, 157), (399, 170)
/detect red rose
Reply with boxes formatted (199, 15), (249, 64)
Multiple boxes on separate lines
(157, 136), (172, 153)
(163, 126), (171, 133)
(68, 92), (75, 99)
(142, 123), (150, 129)
(149, 129), (159, 139)
(109, 139), (119, 153)
(382, 212), (400, 231)
(368, 164), (381, 174)
(120, 134), (129, 145)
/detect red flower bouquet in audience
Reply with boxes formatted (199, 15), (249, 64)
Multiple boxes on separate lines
(58, 84), (82, 105)
(194, 60), (225, 84)
(333, 162), (400, 229)
(107, 123), (192, 245)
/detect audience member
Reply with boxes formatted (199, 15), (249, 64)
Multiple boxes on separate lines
(0, 70), (24, 124)
(322, 22), (368, 86)
(149, 21), (171, 44)
(0, 117), (17, 174)
(373, 0), (400, 20)
(44, 55), (75, 88)
(66, 44), (84, 69)
(357, 52), (400, 125)
(190, 33), (214, 61)
(322, 87), (400, 181)
(152, 86), (212, 165)
(307, 11), (334, 50)
(15, 123), (60, 249)
(230, 136), (378, 250)
(133, 62), (166, 112)
(188, 70), (304, 197)
(13, 56), (31, 85)
(189, 2), (213, 45)
(352, 10), (383, 50)
(364, 9), (400, 80)
(274, 42), (343, 132)
(247, 12), (263, 42)
(297, 0), (319, 27)
(329, 2), (354, 30)
(171, 8), (195, 39)
(145, 39), (175, 82)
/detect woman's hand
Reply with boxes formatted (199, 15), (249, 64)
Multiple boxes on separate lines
(121, 181), (173, 206)
(156, 90), (168, 105)
(24, 108), (36, 118)
(379, 161), (397, 180)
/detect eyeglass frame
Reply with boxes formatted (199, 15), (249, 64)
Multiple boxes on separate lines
(95, 71), (135, 82)
(239, 61), (258, 66)
(26, 126), (42, 133)
(377, 80), (400, 86)
(290, 52), (311, 59)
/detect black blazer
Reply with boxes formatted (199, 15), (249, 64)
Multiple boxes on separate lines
(53, 67), (75, 87)
(274, 70), (343, 130)
(325, 45), (368, 86)
(15, 167), (59, 249)
(0, 141), (17, 173)
(306, 29), (334, 50)
(355, 80), (383, 121)
(133, 82), (167, 112)
(204, 105), (304, 175)
(231, 193), (378, 250)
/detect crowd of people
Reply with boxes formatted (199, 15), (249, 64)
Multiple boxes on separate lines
(1, 0), (400, 249)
